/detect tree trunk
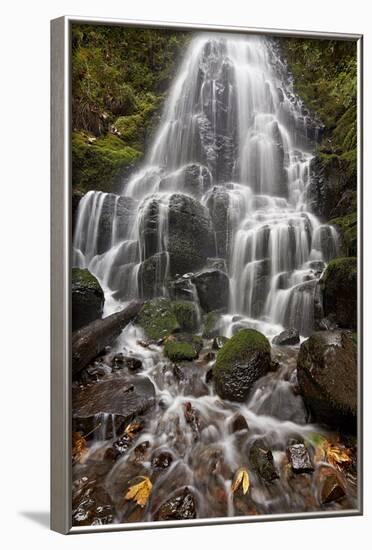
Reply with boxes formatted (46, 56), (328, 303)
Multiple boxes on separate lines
(72, 300), (143, 376)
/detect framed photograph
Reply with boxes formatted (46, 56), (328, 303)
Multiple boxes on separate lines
(51, 16), (363, 534)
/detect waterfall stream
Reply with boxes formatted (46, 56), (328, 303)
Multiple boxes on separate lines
(73, 33), (339, 336)
(72, 34), (354, 524)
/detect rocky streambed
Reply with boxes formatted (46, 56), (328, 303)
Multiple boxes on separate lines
(71, 296), (358, 527)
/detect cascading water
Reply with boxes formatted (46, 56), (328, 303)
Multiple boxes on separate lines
(72, 34), (355, 525)
(73, 33), (338, 336)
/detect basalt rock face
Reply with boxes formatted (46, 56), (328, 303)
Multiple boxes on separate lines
(72, 268), (105, 332)
(192, 269), (230, 313)
(320, 257), (357, 329)
(167, 193), (215, 276)
(159, 163), (212, 199)
(213, 329), (272, 402)
(204, 186), (231, 258)
(297, 331), (357, 432)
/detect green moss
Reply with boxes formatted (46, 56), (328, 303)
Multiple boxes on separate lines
(214, 329), (270, 375)
(164, 334), (203, 362)
(281, 39), (357, 179)
(202, 311), (221, 338)
(72, 131), (142, 192)
(171, 301), (199, 333)
(71, 267), (102, 292)
(136, 298), (180, 341)
(329, 212), (357, 256)
(322, 257), (357, 291)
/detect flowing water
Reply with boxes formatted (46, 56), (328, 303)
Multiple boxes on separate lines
(72, 34), (355, 524)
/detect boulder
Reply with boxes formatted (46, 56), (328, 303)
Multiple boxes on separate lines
(168, 274), (197, 302)
(193, 269), (230, 312)
(136, 298), (180, 341)
(137, 252), (168, 299)
(212, 329), (272, 401)
(297, 331), (357, 432)
(272, 328), (300, 346)
(171, 301), (200, 333)
(320, 473), (346, 504)
(72, 377), (155, 438)
(164, 334), (203, 362)
(212, 335), (229, 350)
(320, 257), (357, 329)
(72, 268), (105, 332)
(154, 487), (197, 521)
(167, 193), (215, 276)
(203, 311), (223, 338)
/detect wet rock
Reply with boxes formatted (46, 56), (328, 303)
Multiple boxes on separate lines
(168, 274), (196, 302)
(164, 334), (203, 362)
(205, 368), (213, 383)
(321, 474), (346, 504)
(151, 450), (173, 470)
(154, 487), (197, 521)
(212, 335), (229, 350)
(193, 269), (230, 313)
(206, 257), (227, 272)
(159, 163), (212, 199)
(183, 402), (201, 438)
(136, 298), (180, 341)
(203, 311), (223, 338)
(249, 441), (279, 483)
(272, 328), (300, 346)
(72, 268), (105, 332)
(133, 441), (151, 464)
(72, 474), (114, 526)
(171, 300), (199, 333)
(213, 329), (272, 402)
(204, 186), (231, 257)
(297, 331), (357, 432)
(112, 353), (142, 371)
(167, 193), (215, 276)
(72, 377), (155, 438)
(320, 257), (357, 329)
(137, 252), (168, 299)
(287, 444), (313, 473)
(230, 413), (249, 433)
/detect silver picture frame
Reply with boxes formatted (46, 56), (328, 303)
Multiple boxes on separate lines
(51, 15), (363, 534)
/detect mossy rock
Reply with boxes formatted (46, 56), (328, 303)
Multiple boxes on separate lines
(320, 257), (357, 329)
(72, 131), (142, 193)
(297, 330), (357, 432)
(329, 212), (357, 257)
(136, 298), (180, 341)
(72, 268), (104, 332)
(171, 301), (199, 333)
(213, 329), (271, 402)
(164, 334), (203, 362)
(202, 311), (222, 338)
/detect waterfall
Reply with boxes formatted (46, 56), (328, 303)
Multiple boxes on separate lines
(73, 33), (339, 336)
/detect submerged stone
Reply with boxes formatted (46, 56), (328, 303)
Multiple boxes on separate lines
(287, 444), (313, 473)
(154, 487), (197, 521)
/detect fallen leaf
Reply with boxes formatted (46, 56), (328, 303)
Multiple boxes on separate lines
(124, 476), (152, 507)
(326, 445), (352, 468)
(72, 432), (87, 464)
(124, 421), (143, 439)
(232, 467), (250, 495)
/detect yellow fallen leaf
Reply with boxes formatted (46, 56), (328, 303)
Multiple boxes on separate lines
(124, 421), (142, 439)
(72, 432), (87, 464)
(232, 467), (250, 495)
(326, 445), (352, 468)
(124, 476), (152, 507)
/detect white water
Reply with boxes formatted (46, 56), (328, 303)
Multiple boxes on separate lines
(73, 33), (339, 337)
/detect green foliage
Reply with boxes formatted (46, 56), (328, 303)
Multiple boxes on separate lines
(72, 131), (142, 193)
(71, 24), (189, 192)
(281, 38), (357, 178)
(330, 212), (357, 256)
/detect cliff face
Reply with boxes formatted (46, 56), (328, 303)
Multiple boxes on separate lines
(71, 25), (190, 193)
(281, 38), (358, 257)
